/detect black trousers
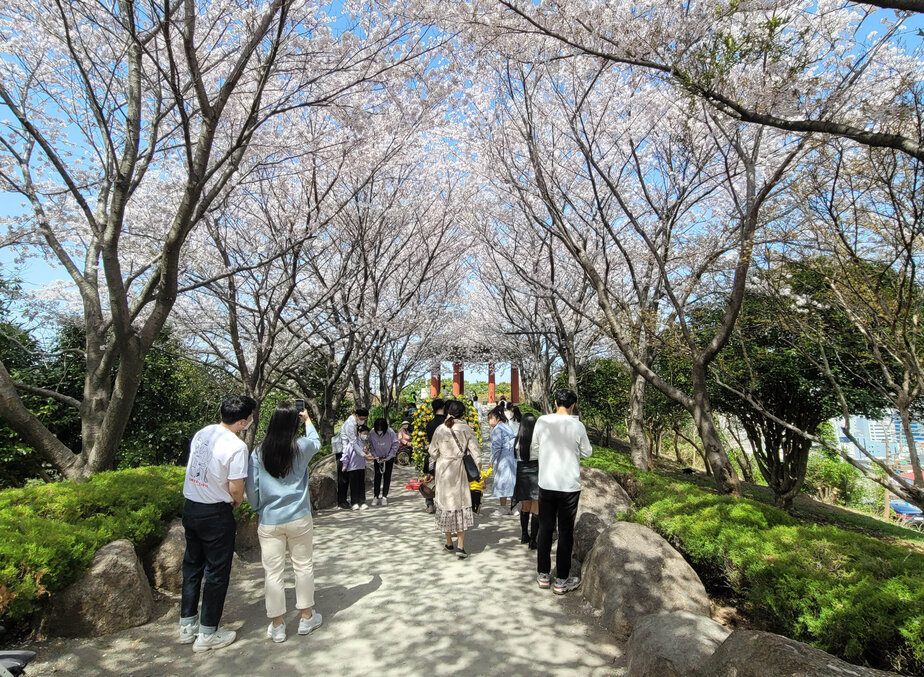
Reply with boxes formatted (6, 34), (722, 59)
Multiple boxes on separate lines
(537, 488), (581, 579)
(336, 453), (349, 505)
(373, 459), (395, 497)
(347, 468), (366, 505)
(181, 499), (236, 630)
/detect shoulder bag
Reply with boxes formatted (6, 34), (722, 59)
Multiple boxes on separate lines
(451, 429), (482, 482)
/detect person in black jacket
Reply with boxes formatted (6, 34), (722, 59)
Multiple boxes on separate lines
(422, 398), (447, 514)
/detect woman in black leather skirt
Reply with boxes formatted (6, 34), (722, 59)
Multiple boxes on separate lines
(512, 414), (539, 548)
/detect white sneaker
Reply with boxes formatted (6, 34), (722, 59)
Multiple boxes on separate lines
(380, 497), (388, 506)
(298, 611), (323, 635)
(266, 621), (286, 643)
(351, 504), (360, 511)
(553, 576), (581, 595)
(179, 622), (199, 644)
(371, 497), (379, 506)
(192, 627), (237, 653)
(359, 503), (369, 511)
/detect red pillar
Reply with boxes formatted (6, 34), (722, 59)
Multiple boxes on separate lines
(511, 365), (520, 404)
(488, 362), (496, 403)
(452, 361), (463, 397)
(430, 362), (440, 398)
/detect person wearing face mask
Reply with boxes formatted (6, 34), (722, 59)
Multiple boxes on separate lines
(336, 408), (369, 510)
(342, 424), (374, 510)
(179, 394), (257, 653)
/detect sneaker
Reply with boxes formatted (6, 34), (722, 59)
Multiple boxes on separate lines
(520, 533), (530, 544)
(455, 547), (469, 559)
(444, 543), (455, 552)
(380, 497), (387, 506)
(266, 621), (286, 643)
(537, 573), (551, 589)
(529, 539), (538, 550)
(359, 503), (369, 511)
(192, 627), (237, 653)
(298, 611), (323, 635)
(179, 622), (199, 645)
(371, 497), (379, 506)
(552, 576), (581, 595)
(351, 504), (360, 511)
(338, 502), (351, 510)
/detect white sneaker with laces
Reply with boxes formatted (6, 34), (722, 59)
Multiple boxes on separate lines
(380, 496), (388, 506)
(351, 504), (360, 511)
(179, 622), (199, 644)
(267, 621), (286, 643)
(298, 611), (323, 635)
(192, 627), (237, 653)
(537, 573), (551, 589)
(371, 497), (379, 506)
(359, 503), (369, 511)
(552, 576), (581, 595)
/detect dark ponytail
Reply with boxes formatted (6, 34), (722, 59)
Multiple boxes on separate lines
(443, 400), (466, 428)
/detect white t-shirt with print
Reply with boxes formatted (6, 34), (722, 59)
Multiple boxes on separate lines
(184, 424), (249, 504)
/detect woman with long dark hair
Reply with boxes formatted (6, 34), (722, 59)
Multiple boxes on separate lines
(489, 404), (517, 515)
(246, 403), (323, 643)
(369, 417), (399, 506)
(513, 413), (539, 548)
(428, 399), (481, 558)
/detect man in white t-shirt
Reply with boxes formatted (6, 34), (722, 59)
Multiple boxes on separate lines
(531, 389), (592, 596)
(179, 394), (256, 653)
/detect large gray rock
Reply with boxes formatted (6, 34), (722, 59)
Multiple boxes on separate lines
(699, 630), (897, 677)
(144, 518), (185, 592)
(574, 512), (606, 562)
(578, 466), (632, 523)
(582, 522), (710, 636)
(43, 539), (153, 637)
(235, 511), (259, 553)
(309, 470), (338, 510)
(627, 611), (731, 677)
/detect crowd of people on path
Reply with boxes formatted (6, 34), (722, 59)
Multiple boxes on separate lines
(176, 386), (591, 653)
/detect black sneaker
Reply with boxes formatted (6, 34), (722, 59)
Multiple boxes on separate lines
(338, 502), (351, 510)
(444, 543), (454, 552)
(528, 539), (538, 550)
(520, 534), (530, 544)
(456, 547), (469, 559)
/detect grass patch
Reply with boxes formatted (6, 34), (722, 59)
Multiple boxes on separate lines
(586, 445), (924, 674)
(0, 466), (185, 626)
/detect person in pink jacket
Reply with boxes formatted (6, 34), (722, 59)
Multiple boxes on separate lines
(369, 418), (399, 506)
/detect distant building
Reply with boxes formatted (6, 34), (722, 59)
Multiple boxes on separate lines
(836, 414), (924, 462)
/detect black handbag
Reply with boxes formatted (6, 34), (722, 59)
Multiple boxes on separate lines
(451, 430), (482, 482)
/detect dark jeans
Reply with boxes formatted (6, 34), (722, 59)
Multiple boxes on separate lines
(181, 499), (236, 630)
(347, 468), (366, 505)
(336, 453), (349, 505)
(537, 488), (581, 579)
(373, 459), (395, 497)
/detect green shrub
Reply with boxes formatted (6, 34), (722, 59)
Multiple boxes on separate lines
(0, 466), (185, 625)
(586, 445), (924, 674)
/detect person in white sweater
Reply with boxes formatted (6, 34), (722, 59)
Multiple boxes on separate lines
(530, 389), (592, 595)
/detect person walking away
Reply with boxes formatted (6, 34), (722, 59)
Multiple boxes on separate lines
(507, 404), (522, 436)
(179, 394), (256, 652)
(423, 399), (447, 514)
(513, 413), (540, 548)
(342, 424), (373, 510)
(531, 389), (592, 595)
(428, 400), (481, 558)
(336, 408), (369, 510)
(369, 417), (399, 506)
(488, 405), (517, 515)
(245, 403), (324, 643)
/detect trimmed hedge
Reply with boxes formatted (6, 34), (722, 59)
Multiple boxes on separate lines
(0, 466), (185, 625)
(585, 446), (924, 675)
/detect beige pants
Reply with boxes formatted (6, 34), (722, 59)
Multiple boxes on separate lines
(257, 513), (315, 618)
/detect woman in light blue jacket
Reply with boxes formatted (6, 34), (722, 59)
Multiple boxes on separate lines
(246, 403), (323, 644)
(489, 405), (517, 514)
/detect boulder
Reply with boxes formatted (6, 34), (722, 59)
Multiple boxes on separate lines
(235, 511), (259, 553)
(578, 466), (632, 523)
(309, 471), (338, 510)
(627, 611), (731, 677)
(582, 522), (710, 636)
(144, 518), (185, 592)
(42, 539), (153, 637)
(573, 512), (606, 562)
(698, 630), (897, 677)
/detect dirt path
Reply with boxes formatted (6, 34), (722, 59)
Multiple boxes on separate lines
(29, 457), (625, 676)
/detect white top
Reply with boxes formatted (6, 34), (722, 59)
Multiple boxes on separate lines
(184, 424), (249, 504)
(531, 413), (593, 493)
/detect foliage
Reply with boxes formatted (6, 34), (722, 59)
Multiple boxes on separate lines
(0, 466), (185, 625)
(586, 446), (924, 674)
(557, 358), (630, 436)
(409, 398), (481, 470)
(803, 448), (871, 509)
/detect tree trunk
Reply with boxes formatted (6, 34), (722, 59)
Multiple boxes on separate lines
(628, 369), (649, 471)
(691, 363), (740, 494)
(897, 405), (924, 487)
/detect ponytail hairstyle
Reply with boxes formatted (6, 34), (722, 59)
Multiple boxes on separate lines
(260, 402), (301, 479)
(511, 405), (523, 423)
(443, 399), (466, 428)
(488, 405), (506, 425)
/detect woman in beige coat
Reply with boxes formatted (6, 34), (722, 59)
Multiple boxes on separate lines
(428, 399), (481, 558)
